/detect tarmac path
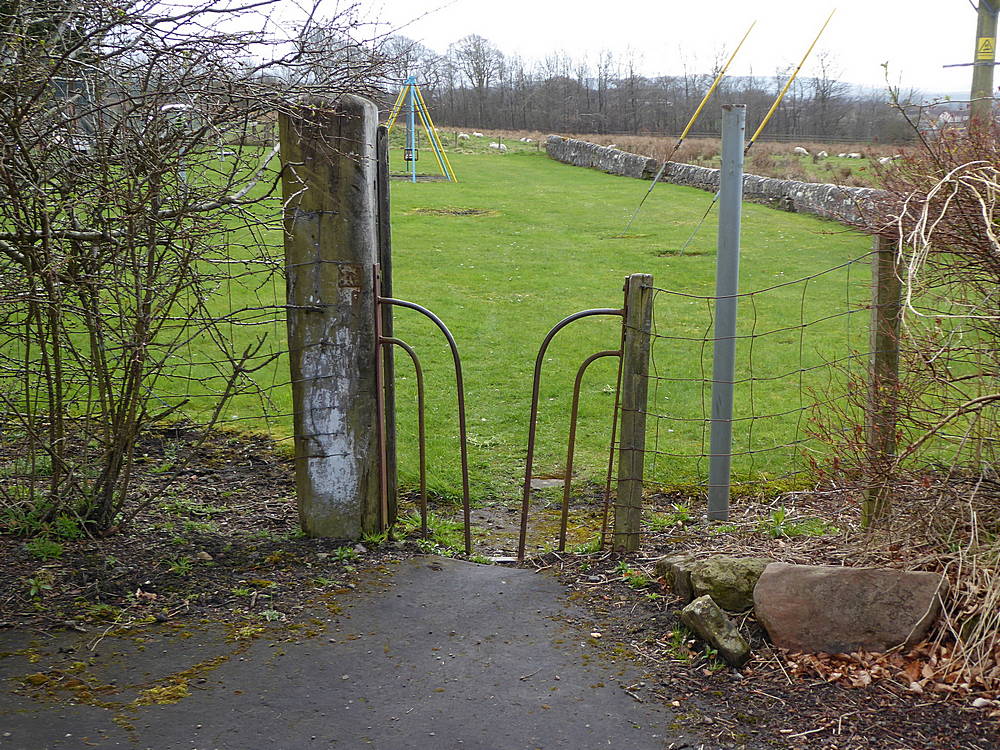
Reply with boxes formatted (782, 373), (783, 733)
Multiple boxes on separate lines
(1, 557), (698, 750)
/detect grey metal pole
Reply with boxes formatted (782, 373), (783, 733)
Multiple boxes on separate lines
(707, 104), (746, 521)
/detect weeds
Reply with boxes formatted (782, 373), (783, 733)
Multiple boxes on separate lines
(648, 503), (693, 531)
(26, 573), (55, 598)
(758, 507), (839, 538)
(25, 538), (64, 560)
(332, 546), (358, 563)
(396, 511), (466, 553)
(167, 558), (193, 576)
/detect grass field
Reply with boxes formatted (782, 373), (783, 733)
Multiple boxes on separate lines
(377, 137), (870, 499)
(147, 136), (873, 503)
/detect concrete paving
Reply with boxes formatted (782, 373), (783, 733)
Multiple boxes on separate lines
(1, 557), (697, 750)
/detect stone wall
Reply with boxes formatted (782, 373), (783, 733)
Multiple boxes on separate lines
(545, 135), (882, 225)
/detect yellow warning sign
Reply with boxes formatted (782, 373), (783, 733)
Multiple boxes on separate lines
(977, 36), (995, 60)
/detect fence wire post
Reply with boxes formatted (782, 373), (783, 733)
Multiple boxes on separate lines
(278, 95), (381, 539)
(863, 234), (902, 527)
(614, 273), (653, 552)
(376, 125), (398, 525)
(707, 103), (746, 521)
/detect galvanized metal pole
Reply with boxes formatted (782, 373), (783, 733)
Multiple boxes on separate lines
(971, 1), (998, 123)
(278, 95), (381, 539)
(614, 273), (653, 553)
(707, 104), (746, 521)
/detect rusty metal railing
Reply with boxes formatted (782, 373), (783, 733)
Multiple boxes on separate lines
(518, 307), (625, 560)
(375, 267), (471, 554)
(558, 349), (621, 552)
(381, 337), (427, 538)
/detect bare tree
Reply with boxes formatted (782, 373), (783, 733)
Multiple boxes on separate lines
(449, 34), (501, 125)
(0, 0), (388, 533)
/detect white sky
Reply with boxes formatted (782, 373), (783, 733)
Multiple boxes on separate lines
(359, 0), (981, 97)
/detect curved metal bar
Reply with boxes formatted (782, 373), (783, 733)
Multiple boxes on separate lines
(517, 307), (624, 560)
(381, 337), (427, 539)
(559, 350), (620, 552)
(601, 309), (628, 549)
(380, 297), (471, 554)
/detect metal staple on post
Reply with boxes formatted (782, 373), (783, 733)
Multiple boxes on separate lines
(707, 104), (746, 522)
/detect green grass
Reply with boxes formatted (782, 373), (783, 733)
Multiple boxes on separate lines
(382, 139), (869, 498)
(4, 135), (872, 503)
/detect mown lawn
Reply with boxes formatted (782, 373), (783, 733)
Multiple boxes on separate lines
(382, 141), (870, 500)
(145, 137), (871, 502)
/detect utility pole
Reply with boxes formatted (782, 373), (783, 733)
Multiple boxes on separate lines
(971, 0), (998, 123)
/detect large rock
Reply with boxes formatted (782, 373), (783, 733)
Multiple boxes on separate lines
(689, 557), (771, 612)
(680, 595), (751, 667)
(654, 554), (699, 602)
(753, 563), (948, 653)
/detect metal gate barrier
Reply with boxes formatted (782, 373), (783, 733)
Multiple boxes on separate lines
(374, 271), (651, 559)
(374, 265), (472, 554)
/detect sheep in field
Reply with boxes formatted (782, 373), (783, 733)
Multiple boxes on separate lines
(837, 153), (847, 158)
(793, 146), (809, 156)
(489, 142), (507, 152)
(878, 156), (893, 165)
(472, 131), (484, 137)
(817, 150), (828, 158)
(846, 152), (862, 159)
(457, 132), (470, 140)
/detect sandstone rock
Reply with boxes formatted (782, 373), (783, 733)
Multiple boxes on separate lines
(680, 595), (751, 667)
(753, 563), (948, 653)
(689, 556), (771, 612)
(654, 554), (699, 602)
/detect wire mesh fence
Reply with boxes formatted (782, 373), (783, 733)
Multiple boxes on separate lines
(640, 249), (875, 493)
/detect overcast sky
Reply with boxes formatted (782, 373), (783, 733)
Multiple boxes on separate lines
(358, 0), (979, 97)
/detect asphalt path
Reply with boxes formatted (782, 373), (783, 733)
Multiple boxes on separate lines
(1, 556), (698, 750)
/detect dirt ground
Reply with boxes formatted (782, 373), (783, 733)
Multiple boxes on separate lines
(1, 430), (996, 749)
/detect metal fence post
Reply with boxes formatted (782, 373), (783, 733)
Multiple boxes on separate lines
(863, 234), (902, 527)
(279, 95), (381, 538)
(707, 104), (746, 521)
(614, 273), (653, 552)
(376, 125), (398, 524)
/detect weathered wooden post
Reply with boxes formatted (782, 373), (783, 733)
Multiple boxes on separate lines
(614, 273), (653, 552)
(279, 95), (380, 538)
(863, 234), (902, 528)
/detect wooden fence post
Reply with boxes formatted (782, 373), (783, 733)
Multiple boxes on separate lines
(614, 273), (654, 552)
(279, 95), (381, 538)
(863, 234), (902, 527)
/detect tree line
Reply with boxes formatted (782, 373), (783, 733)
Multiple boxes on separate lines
(379, 34), (915, 143)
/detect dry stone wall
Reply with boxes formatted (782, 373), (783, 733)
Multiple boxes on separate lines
(545, 135), (883, 225)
